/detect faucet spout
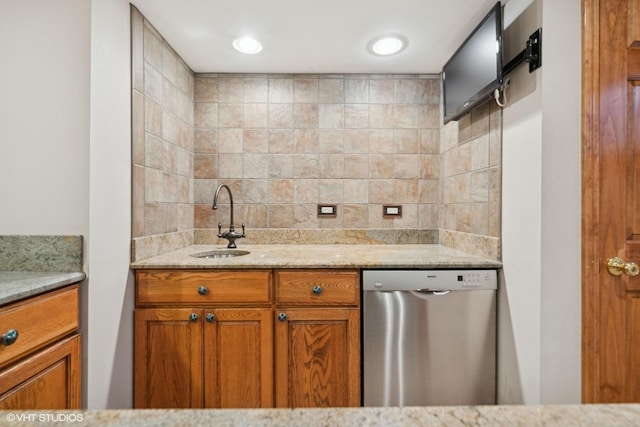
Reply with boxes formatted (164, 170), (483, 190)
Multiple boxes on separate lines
(212, 184), (245, 248)
(213, 184), (234, 226)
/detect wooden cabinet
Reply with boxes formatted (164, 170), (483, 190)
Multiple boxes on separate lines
(274, 270), (360, 408)
(134, 268), (360, 409)
(0, 285), (81, 409)
(134, 270), (273, 409)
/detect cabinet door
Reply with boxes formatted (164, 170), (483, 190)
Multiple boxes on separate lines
(274, 308), (360, 408)
(134, 309), (203, 408)
(203, 308), (273, 408)
(0, 334), (81, 409)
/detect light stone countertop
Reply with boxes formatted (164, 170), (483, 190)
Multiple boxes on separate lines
(130, 244), (502, 270)
(0, 271), (86, 306)
(2, 404), (640, 426)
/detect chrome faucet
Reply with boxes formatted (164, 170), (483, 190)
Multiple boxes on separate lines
(212, 184), (245, 248)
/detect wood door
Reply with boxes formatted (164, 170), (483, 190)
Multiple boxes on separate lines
(203, 308), (273, 408)
(0, 335), (81, 409)
(582, 0), (640, 402)
(134, 308), (203, 408)
(274, 308), (360, 408)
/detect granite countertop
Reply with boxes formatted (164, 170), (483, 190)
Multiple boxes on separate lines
(2, 404), (640, 426)
(0, 271), (86, 306)
(130, 244), (502, 270)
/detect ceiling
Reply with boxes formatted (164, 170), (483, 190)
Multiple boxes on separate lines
(131, 0), (505, 74)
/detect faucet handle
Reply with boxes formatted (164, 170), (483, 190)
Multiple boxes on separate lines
(217, 223), (222, 237)
(241, 223), (246, 237)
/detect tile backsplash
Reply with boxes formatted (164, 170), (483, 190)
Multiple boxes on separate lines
(130, 6), (501, 259)
(193, 73), (441, 231)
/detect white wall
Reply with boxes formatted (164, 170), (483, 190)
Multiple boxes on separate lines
(88, 0), (133, 408)
(499, 0), (581, 404)
(0, 0), (133, 408)
(0, 0), (90, 238)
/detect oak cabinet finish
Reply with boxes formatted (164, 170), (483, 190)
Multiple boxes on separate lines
(134, 268), (360, 409)
(0, 285), (81, 409)
(275, 269), (360, 407)
(134, 270), (273, 409)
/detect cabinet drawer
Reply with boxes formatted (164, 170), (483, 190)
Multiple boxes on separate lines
(0, 285), (79, 368)
(136, 270), (272, 305)
(276, 270), (359, 306)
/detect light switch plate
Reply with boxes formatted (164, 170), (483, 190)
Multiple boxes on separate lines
(317, 204), (337, 217)
(383, 205), (402, 217)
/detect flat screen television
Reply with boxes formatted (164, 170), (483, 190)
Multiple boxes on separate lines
(442, 2), (503, 124)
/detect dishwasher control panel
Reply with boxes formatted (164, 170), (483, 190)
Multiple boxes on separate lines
(362, 269), (498, 291)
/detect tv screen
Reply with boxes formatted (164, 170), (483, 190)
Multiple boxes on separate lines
(442, 2), (503, 124)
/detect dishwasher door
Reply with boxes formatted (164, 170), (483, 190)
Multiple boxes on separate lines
(363, 271), (496, 407)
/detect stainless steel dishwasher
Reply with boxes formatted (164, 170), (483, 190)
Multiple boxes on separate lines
(362, 269), (497, 407)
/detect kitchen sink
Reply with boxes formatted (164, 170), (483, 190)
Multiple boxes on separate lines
(190, 249), (250, 259)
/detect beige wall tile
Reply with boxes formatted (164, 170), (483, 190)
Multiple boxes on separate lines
(344, 179), (368, 203)
(195, 129), (217, 154)
(369, 180), (394, 204)
(319, 104), (344, 129)
(319, 154), (344, 179)
(394, 79), (419, 104)
(344, 130), (368, 153)
(345, 79), (369, 103)
(244, 77), (268, 102)
(143, 26), (163, 70)
(345, 104), (369, 129)
(269, 103), (293, 128)
(294, 104), (319, 128)
(269, 179), (293, 203)
(294, 180), (318, 203)
(319, 130), (344, 154)
(394, 155), (419, 179)
(219, 103), (243, 128)
(318, 79), (343, 103)
(269, 204), (295, 228)
(344, 154), (369, 179)
(294, 78), (319, 103)
(344, 204), (368, 228)
(195, 77), (217, 102)
(243, 129), (268, 153)
(293, 154), (319, 178)
(394, 129), (419, 153)
(369, 130), (394, 154)
(369, 79), (394, 104)
(269, 130), (293, 153)
(394, 104), (419, 128)
(370, 154), (393, 179)
(293, 129), (319, 153)
(244, 103), (268, 128)
(369, 104), (394, 128)
(217, 77), (243, 102)
(195, 103), (218, 129)
(244, 154), (269, 179)
(269, 78), (293, 103)
(218, 128), (243, 153)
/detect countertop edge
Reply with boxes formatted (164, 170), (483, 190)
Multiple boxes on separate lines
(130, 244), (503, 270)
(0, 271), (86, 306)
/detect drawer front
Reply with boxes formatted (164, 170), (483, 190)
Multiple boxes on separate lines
(276, 270), (360, 306)
(136, 270), (272, 305)
(0, 285), (79, 368)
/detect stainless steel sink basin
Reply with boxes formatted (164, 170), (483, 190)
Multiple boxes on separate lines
(191, 249), (250, 259)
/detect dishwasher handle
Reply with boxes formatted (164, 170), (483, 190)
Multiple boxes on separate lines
(411, 289), (451, 298)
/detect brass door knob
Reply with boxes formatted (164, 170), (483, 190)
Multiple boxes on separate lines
(606, 257), (640, 276)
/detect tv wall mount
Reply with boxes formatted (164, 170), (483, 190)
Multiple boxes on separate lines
(502, 28), (542, 77)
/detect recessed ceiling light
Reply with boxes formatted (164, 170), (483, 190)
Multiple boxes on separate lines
(369, 35), (407, 56)
(232, 37), (263, 55)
